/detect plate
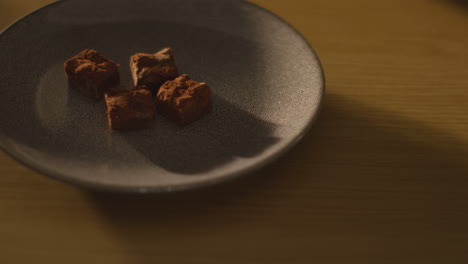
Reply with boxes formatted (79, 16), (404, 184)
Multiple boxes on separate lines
(0, 0), (324, 192)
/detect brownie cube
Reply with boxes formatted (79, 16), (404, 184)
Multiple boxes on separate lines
(156, 74), (211, 125)
(105, 89), (156, 130)
(64, 49), (120, 99)
(130, 47), (178, 94)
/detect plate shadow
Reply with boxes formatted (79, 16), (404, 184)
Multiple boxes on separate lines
(118, 94), (279, 174)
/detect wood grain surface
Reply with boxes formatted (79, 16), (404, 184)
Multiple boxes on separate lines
(1, 0), (468, 263)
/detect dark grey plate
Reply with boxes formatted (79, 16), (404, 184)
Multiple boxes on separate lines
(0, 0), (324, 192)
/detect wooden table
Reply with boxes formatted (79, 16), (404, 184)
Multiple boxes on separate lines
(1, 0), (468, 263)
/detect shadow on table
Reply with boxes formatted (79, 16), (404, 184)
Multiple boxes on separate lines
(437, 0), (468, 9)
(451, 0), (468, 7)
(85, 93), (468, 263)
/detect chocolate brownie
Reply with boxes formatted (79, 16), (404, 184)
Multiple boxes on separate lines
(156, 74), (211, 125)
(104, 89), (156, 130)
(130, 47), (178, 94)
(64, 49), (120, 99)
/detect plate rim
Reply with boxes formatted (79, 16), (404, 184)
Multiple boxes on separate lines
(0, 0), (325, 193)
